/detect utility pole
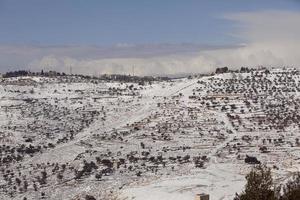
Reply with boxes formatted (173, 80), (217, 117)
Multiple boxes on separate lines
(132, 65), (135, 76)
(69, 65), (72, 75)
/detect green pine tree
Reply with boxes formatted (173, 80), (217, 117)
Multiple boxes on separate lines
(234, 165), (278, 200)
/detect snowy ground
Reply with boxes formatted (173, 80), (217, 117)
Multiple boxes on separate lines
(122, 163), (246, 200)
(1, 69), (300, 200)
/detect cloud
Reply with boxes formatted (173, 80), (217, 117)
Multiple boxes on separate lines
(215, 10), (300, 68)
(0, 10), (300, 75)
(223, 10), (300, 43)
(28, 53), (217, 76)
(0, 44), (236, 75)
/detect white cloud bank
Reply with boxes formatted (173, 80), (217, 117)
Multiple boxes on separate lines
(1, 10), (300, 75)
(218, 10), (300, 68)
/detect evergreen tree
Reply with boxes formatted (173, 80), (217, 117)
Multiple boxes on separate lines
(234, 165), (278, 200)
(281, 173), (300, 200)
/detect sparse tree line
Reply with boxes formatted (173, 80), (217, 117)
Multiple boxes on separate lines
(2, 70), (67, 78)
(1, 69), (169, 84)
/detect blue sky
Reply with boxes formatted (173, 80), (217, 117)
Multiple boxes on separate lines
(0, 0), (300, 75)
(0, 0), (299, 46)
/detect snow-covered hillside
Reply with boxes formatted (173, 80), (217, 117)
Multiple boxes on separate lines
(1, 69), (300, 200)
